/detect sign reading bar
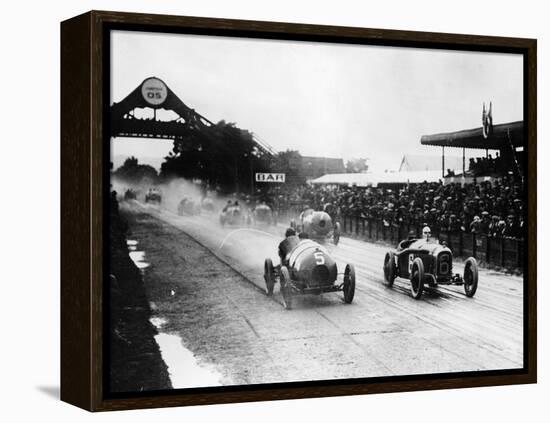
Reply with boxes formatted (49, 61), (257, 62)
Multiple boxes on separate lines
(255, 173), (286, 183)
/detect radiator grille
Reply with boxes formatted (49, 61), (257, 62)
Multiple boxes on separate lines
(311, 265), (330, 287)
(438, 252), (451, 276)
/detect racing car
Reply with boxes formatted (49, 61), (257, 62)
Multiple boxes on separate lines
(145, 188), (162, 204)
(177, 197), (201, 216)
(219, 202), (245, 226)
(290, 208), (341, 245)
(123, 188), (136, 201)
(251, 203), (277, 226)
(201, 197), (216, 212)
(383, 235), (479, 299)
(263, 239), (355, 309)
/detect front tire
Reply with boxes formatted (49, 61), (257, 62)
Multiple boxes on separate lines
(383, 251), (397, 287)
(264, 258), (275, 296)
(463, 257), (479, 297)
(343, 264), (355, 304)
(410, 257), (425, 299)
(280, 266), (292, 310)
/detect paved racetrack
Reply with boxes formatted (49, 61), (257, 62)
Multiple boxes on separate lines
(123, 201), (524, 387)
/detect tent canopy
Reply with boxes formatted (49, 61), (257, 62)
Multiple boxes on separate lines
(310, 171), (442, 187)
(399, 154), (463, 172)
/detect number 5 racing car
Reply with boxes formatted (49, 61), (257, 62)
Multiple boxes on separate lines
(263, 239), (355, 309)
(383, 236), (479, 299)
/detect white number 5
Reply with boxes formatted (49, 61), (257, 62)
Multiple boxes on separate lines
(314, 252), (325, 265)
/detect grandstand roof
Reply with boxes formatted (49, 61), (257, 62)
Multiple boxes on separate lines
(420, 121), (523, 150)
(301, 156), (346, 179)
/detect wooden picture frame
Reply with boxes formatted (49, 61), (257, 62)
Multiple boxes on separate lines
(61, 10), (537, 411)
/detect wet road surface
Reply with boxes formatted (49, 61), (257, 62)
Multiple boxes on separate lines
(124, 202), (524, 387)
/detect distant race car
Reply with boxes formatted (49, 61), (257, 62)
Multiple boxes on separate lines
(177, 197), (201, 216)
(219, 204), (245, 226)
(145, 188), (162, 204)
(291, 208), (341, 245)
(383, 237), (479, 299)
(251, 203), (276, 226)
(123, 189), (136, 201)
(263, 239), (355, 309)
(201, 197), (215, 212)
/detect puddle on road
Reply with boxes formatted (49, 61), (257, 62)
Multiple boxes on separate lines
(127, 240), (150, 269)
(129, 251), (150, 269)
(150, 317), (223, 389)
(150, 316), (167, 329)
(127, 239), (222, 388)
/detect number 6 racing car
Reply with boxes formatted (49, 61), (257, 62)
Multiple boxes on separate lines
(263, 239), (355, 309)
(383, 236), (479, 299)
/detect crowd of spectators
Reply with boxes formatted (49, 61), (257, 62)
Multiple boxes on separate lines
(266, 176), (525, 239)
(467, 153), (504, 176)
(444, 153), (524, 178)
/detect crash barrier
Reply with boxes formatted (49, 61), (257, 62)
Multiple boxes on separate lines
(341, 215), (524, 270)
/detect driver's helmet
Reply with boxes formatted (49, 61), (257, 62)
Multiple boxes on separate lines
(422, 226), (431, 240)
(285, 227), (296, 238)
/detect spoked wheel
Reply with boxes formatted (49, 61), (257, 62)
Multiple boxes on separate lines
(264, 258), (275, 296)
(343, 264), (356, 304)
(410, 257), (425, 300)
(383, 251), (397, 287)
(463, 257), (479, 297)
(333, 222), (341, 246)
(279, 266), (293, 310)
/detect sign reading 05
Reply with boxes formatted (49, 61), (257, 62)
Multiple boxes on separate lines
(141, 77), (168, 106)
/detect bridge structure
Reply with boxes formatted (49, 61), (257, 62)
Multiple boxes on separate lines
(110, 77), (277, 158)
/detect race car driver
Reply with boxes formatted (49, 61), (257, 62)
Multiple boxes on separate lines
(278, 227), (300, 266)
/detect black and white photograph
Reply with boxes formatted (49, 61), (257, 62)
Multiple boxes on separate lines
(107, 28), (527, 394)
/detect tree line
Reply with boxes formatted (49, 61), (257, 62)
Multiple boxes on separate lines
(112, 120), (368, 192)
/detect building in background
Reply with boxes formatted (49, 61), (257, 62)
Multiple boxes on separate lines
(300, 156), (346, 180)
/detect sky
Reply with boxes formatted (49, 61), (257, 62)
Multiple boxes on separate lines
(110, 30), (523, 172)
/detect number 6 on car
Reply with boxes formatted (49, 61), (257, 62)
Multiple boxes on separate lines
(383, 235), (478, 300)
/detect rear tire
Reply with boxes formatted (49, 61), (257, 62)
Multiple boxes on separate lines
(280, 266), (292, 310)
(383, 251), (397, 287)
(463, 257), (479, 297)
(343, 264), (355, 304)
(264, 258), (275, 296)
(410, 257), (425, 300)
